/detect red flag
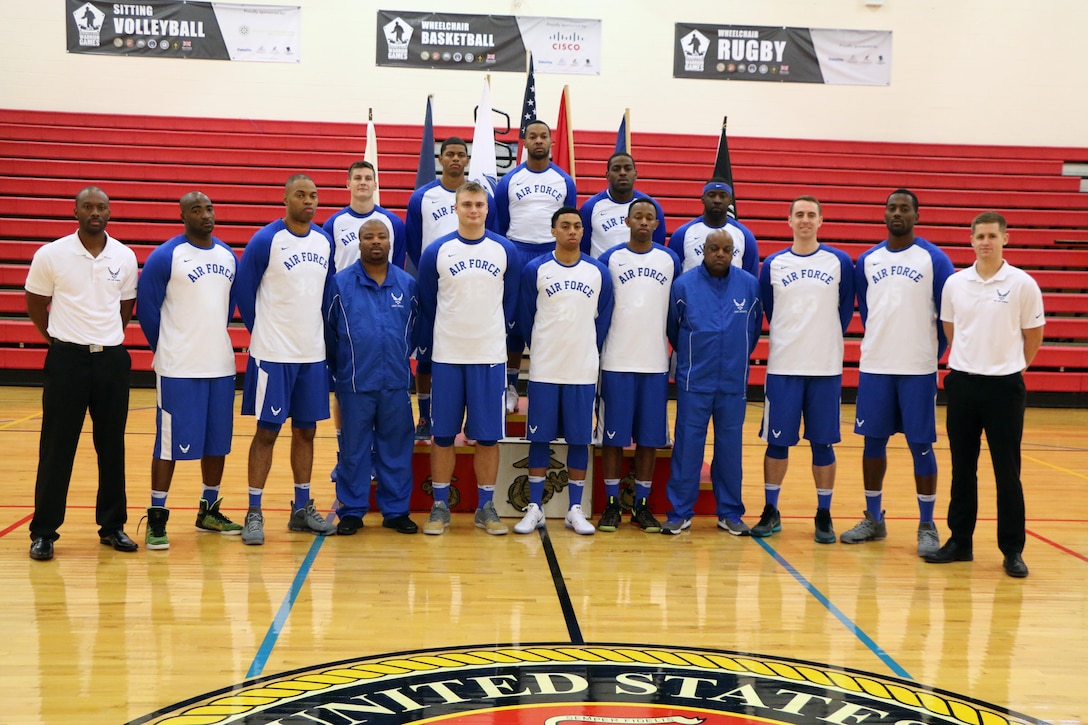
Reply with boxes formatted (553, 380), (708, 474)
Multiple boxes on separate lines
(553, 85), (576, 182)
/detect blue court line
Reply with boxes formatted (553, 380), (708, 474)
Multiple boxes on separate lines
(753, 537), (913, 680)
(246, 518), (332, 678)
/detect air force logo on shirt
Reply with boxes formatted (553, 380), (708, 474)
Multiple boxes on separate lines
(391, 291), (405, 308)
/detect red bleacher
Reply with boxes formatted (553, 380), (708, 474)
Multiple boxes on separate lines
(1, 109), (1085, 398)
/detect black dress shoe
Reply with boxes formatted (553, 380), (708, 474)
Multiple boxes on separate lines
(382, 515), (419, 534)
(924, 539), (973, 564)
(1004, 553), (1029, 578)
(100, 530), (139, 552)
(29, 537), (54, 561)
(337, 515), (363, 536)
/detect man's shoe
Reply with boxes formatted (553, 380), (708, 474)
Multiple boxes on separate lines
(29, 537), (53, 561)
(474, 500), (509, 535)
(514, 503), (546, 534)
(839, 510), (887, 544)
(718, 517), (751, 536)
(100, 529), (139, 552)
(241, 510), (265, 545)
(414, 418), (431, 442)
(631, 500), (661, 533)
(195, 498), (242, 535)
(924, 539), (973, 563)
(661, 518), (691, 535)
(422, 501), (450, 535)
(597, 497), (622, 532)
(288, 499), (338, 536)
(917, 521), (940, 558)
(505, 384), (520, 413)
(337, 515), (363, 536)
(1003, 553), (1029, 578)
(565, 505), (596, 535)
(751, 504), (781, 538)
(145, 506), (170, 550)
(382, 515), (419, 534)
(814, 508), (836, 544)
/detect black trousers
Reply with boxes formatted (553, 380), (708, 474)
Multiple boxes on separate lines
(29, 342), (131, 541)
(944, 369), (1026, 556)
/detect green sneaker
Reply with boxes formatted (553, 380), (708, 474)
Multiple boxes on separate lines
(597, 496), (622, 532)
(195, 497), (243, 535)
(146, 506), (170, 550)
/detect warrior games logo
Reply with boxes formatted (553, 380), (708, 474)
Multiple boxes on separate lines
(128, 644), (1041, 725)
(384, 16), (412, 60)
(73, 2), (106, 46)
(680, 29), (709, 72)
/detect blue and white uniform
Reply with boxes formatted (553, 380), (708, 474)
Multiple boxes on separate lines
(323, 205), (407, 272)
(580, 190), (667, 259)
(668, 216), (759, 277)
(406, 180), (497, 270)
(495, 163), (577, 254)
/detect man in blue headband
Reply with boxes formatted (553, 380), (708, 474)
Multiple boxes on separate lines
(668, 178), (759, 277)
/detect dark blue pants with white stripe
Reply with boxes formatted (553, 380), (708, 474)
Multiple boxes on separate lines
(666, 388), (747, 522)
(335, 388), (414, 520)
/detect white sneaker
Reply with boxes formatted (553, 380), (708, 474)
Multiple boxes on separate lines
(514, 502), (546, 534)
(565, 505), (596, 535)
(505, 384), (519, 413)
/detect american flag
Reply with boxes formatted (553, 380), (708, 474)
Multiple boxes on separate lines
(516, 53), (536, 162)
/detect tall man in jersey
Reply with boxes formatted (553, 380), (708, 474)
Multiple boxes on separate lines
(417, 181), (520, 536)
(596, 198), (680, 533)
(668, 179), (759, 277)
(235, 174), (337, 545)
(753, 196), (855, 543)
(137, 192), (242, 550)
(495, 120), (577, 413)
(844, 189), (954, 556)
(407, 138), (498, 440)
(514, 206), (612, 536)
(580, 153), (666, 259)
(26, 186), (139, 560)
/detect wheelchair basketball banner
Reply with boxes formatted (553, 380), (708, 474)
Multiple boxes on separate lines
(66, 0), (301, 62)
(674, 23), (891, 85)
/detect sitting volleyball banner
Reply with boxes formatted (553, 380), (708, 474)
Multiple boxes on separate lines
(675, 22), (892, 85)
(66, 0), (301, 63)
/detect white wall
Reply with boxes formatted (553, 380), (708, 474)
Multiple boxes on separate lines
(3, 0), (1086, 147)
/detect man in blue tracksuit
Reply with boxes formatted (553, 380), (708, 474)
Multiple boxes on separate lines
(324, 219), (420, 535)
(663, 229), (762, 535)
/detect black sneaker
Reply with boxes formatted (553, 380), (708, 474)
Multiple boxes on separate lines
(631, 499), (661, 533)
(414, 418), (431, 442)
(597, 496), (622, 532)
(814, 507), (836, 544)
(337, 515), (363, 536)
(751, 504), (781, 538)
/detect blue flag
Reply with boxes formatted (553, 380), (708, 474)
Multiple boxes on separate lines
(517, 54), (537, 162)
(614, 110), (630, 154)
(414, 96), (435, 190)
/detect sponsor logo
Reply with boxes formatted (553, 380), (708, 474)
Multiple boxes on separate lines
(383, 17), (413, 60)
(73, 2), (105, 47)
(680, 29), (709, 72)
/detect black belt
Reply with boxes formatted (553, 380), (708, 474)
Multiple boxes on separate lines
(52, 340), (118, 353)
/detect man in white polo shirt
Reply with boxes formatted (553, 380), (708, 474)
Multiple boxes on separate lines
(925, 211), (1044, 578)
(25, 186), (139, 560)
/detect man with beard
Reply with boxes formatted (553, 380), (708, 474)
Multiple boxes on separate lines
(580, 152), (666, 259)
(668, 178), (759, 277)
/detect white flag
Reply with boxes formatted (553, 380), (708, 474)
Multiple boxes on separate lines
(467, 78), (497, 193)
(365, 117), (381, 207)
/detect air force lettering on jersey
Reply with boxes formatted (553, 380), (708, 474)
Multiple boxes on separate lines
(600, 243), (681, 373)
(495, 163), (577, 245)
(669, 218), (760, 278)
(580, 191), (667, 259)
(407, 181), (498, 269)
(323, 206), (407, 272)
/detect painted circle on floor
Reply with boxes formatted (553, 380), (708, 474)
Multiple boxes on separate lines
(128, 644), (1038, 725)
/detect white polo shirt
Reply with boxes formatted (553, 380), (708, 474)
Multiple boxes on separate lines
(940, 261), (1044, 376)
(24, 232), (138, 347)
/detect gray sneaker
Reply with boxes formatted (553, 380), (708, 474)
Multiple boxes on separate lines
(474, 500), (509, 535)
(840, 510), (887, 544)
(241, 510), (265, 546)
(422, 501), (450, 535)
(814, 508), (836, 544)
(661, 518), (691, 535)
(917, 521), (940, 557)
(288, 498), (337, 536)
(718, 517), (750, 536)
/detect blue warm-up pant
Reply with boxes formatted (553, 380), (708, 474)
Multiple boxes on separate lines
(666, 388), (747, 521)
(335, 388), (414, 520)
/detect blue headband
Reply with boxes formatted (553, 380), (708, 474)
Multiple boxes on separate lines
(703, 181), (733, 196)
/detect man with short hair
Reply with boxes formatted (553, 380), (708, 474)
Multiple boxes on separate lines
(136, 191), (241, 550)
(324, 219), (420, 536)
(25, 186), (139, 560)
(668, 178), (759, 278)
(495, 120), (578, 413)
(596, 198), (680, 533)
(580, 152), (666, 259)
(662, 229), (761, 535)
(513, 206), (612, 536)
(417, 181), (520, 536)
(235, 174), (337, 545)
(844, 189), (955, 556)
(926, 212), (1044, 578)
(753, 196), (855, 543)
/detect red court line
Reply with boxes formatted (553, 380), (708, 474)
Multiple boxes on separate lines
(1027, 529), (1088, 563)
(0, 514), (32, 538)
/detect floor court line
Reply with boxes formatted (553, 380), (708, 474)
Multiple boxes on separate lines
(538, 525), (585, 645)
(1027, 528), (1088, 564)
(0, 513), (32, 538)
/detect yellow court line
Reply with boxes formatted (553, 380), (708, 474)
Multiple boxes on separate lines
(1023, 453), (1088, 482)
(0, 412), (40, 431)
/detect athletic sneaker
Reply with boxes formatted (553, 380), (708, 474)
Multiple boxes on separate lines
(514, 502), (546, 534)
(751, 504), (781, 538)
(474, 500), (509, 535)
(422, 501), (450, 535)
(145, 506), (170, 550)
(917, 521), (940, 557)
(661, 518), (691, 535)
(597, 497), (622, 532)
(839, 510), (887, 544)
(241, 510), (264, 545)
(414, 418), (431, 442)
(505, 384), (519, 413)
(631, 501), (662, 533)
(718, 518), (750, 536)
(814, 508), (836, 544)
(195, 497), (242, 534)
(565, 505), (596, 535)
(288, 498), (338, 536)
